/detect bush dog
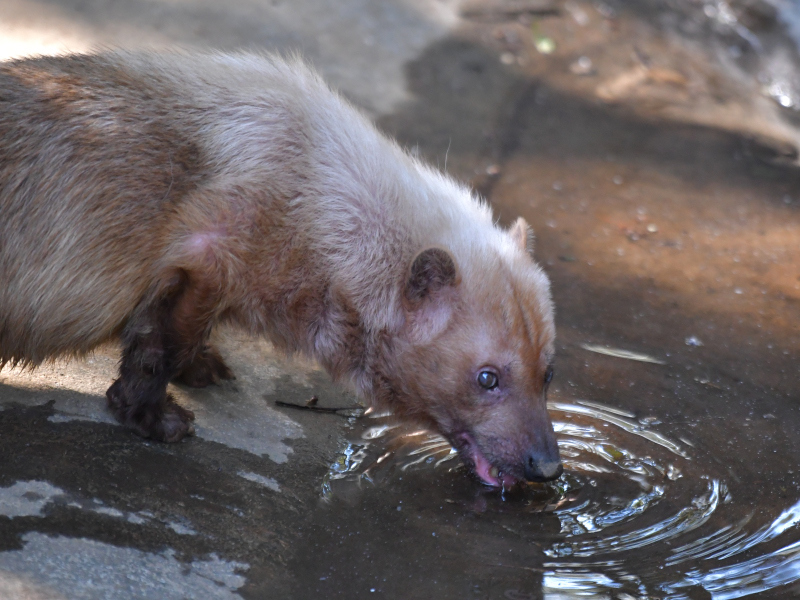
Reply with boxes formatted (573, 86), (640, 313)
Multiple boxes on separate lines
(0, 51), (561, 486)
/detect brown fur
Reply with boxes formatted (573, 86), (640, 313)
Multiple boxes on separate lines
(0, 51), (560, 485)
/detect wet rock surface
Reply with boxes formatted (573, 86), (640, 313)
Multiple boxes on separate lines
(0, 337), (352, 598)
(2, 0), (800, 598)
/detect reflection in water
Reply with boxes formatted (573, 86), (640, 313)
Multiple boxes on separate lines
(323, 400), (800, 598)
(664, 500), (800, 599)
(542, 570), (629, 599)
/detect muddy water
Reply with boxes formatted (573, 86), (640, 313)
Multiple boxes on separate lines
(296, 397), (798, 599)
(292, 388), (800, 599)
(288, 2), (800, 599)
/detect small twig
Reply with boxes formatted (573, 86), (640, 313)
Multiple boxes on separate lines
(461, 0), (558, 19)
(274, 398), (365, 418)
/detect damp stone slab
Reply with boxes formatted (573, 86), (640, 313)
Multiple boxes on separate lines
(0, 481), (65, 519)
(0, 533), (247, 600)
(0, 328), (360, 599)
(0, 330), (307, 464)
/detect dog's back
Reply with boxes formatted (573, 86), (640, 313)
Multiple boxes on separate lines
(0, 52), (561, 482)
(0, 54), (201, 363)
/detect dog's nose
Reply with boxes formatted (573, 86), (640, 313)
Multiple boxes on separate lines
(524, 455), (563, 482)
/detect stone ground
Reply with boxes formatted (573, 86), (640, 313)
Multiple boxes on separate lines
(2, 1), (800, 599)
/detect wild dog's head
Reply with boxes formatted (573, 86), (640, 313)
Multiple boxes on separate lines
(388, 217), (561, 487)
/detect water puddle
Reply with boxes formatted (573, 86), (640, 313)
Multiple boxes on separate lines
(319, 400), (800, 598)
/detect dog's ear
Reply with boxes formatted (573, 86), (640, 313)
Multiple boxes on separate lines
(402, 247), (459, 343)
(509, 216), (535, 258)
(404, 247), (458, 306)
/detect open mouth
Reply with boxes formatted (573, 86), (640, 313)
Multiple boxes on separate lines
(453, 432), (519, 488)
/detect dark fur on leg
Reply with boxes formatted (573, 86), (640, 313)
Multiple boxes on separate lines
(175, 344), (234, 388)
(106, 275), (203, 442)
(107, 381), (195, 442)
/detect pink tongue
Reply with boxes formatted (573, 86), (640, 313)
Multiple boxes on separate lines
(469, 445), (501, 487)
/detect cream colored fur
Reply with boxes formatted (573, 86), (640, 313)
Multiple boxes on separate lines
(0, 51), (558, 482)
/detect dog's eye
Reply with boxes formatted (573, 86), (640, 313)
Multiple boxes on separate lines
(544, 366), (554, 386)
(477, 370), (499, 390)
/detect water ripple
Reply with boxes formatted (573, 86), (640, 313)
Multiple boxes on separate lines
(322, 399), (800, 598)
